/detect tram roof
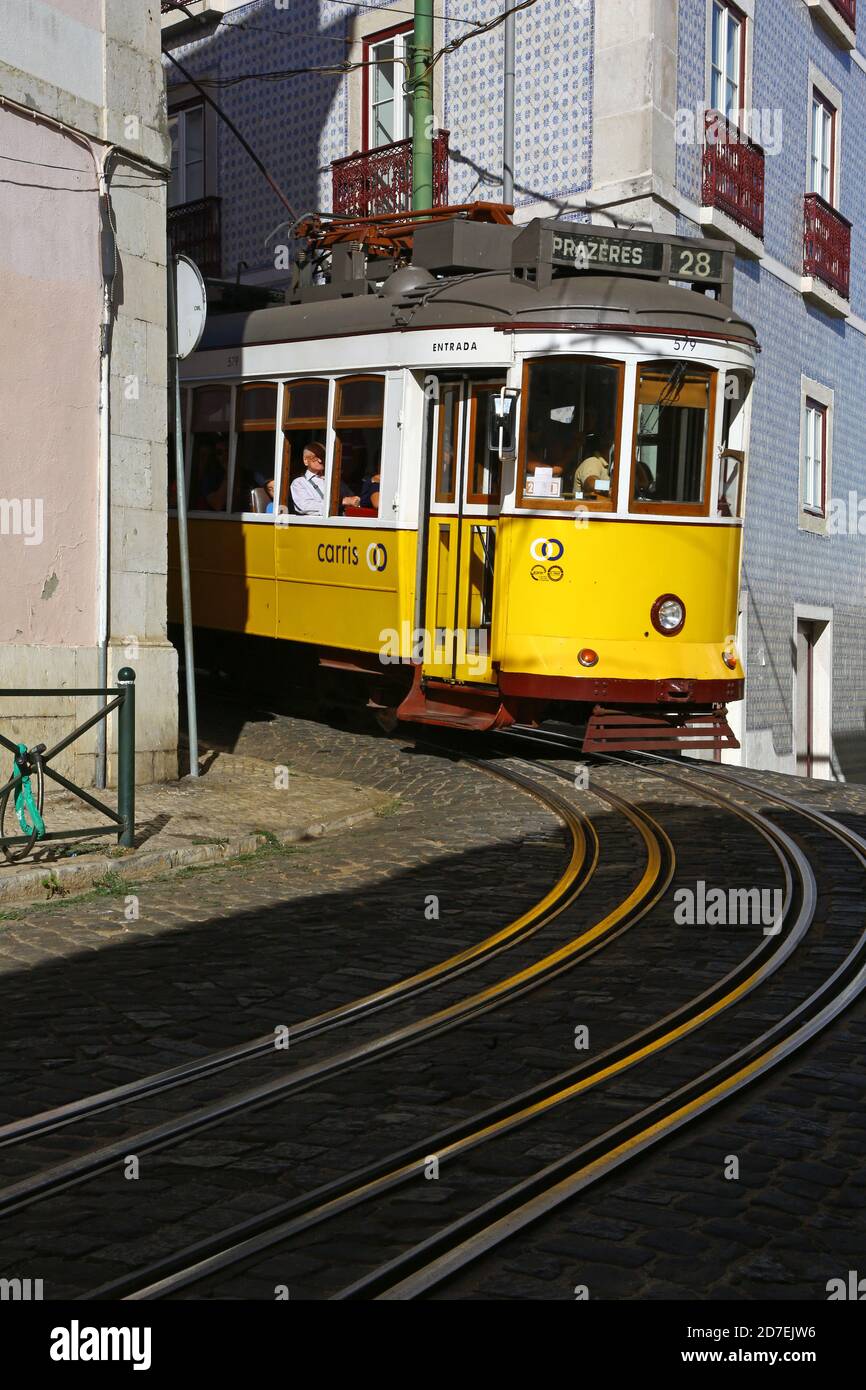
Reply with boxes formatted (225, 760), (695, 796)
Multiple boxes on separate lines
(197, 269), (758, 354)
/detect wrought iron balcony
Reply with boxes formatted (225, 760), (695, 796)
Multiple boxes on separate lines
(829, 0), (856, 28)
(332, 131), (449, 219)
(701, 111), (764, 240)
(803, 191), (851, 300)
(167, 196), (221, 278)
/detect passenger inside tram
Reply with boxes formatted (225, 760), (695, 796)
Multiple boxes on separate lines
(290, 442), (330, 515)
(573, 431), (613, 497)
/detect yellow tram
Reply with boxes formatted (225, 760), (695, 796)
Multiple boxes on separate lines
(170, 214), (756, 751)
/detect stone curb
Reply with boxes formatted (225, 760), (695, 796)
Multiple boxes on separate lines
(0, 804), (384, 910)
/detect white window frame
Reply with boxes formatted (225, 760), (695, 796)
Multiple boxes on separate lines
(799, 376), (833, 535)
(368, 28), (414, 149)
(709, 0), (746, 125)
(168, 103), (205, 208)
(807, 65), (842, 207)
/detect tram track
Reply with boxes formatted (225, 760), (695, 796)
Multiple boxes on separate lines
(79, 730), (865, 1302)
(0, 758), (594, 1151)
(66, 737), (829, 1299)
(0, 751), (671, 1222)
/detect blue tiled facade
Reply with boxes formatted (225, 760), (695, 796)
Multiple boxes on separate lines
(165, 0), (866, 778)
(676, 0), (866, 776)
(167, 0), (593, 274)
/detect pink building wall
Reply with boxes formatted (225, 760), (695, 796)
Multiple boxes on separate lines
(0, 107), (101, 648)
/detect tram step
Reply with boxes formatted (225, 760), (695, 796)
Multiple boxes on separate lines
(395, 668), (514, 732)
(582, 705), (739, 754)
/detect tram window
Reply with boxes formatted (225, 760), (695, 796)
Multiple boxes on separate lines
(518, 357), (622, 508)
(282, 379), (329, 514)
(188, 386), (231, 512)
(331, 375), (385, 517)
(631, 365), (715, 513)
(716, 373), (749, 517)
(233, 383), (278, 513)
(466, 385), (502, 505)
(435, 383), (460, 503)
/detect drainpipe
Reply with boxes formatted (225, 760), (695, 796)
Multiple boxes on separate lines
(411, 0), (434, 211)
(95, 155), (118, 789)
(503, 3), (515, 205)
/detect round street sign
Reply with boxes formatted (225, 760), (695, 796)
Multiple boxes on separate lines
(175, 254), (207, 359)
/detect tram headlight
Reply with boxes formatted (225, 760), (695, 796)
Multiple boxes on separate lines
(651, 594), (685, 636)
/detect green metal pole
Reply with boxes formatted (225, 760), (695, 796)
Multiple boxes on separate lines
(411, 0), (434, 212)
(117, 667), (135, 848)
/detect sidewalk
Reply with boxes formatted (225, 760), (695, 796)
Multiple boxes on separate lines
(0, 752), (395, 909)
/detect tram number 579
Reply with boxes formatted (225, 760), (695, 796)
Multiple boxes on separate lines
(672, 336), (697, 354)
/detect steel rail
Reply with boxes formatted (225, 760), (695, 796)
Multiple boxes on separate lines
(337, 753), (866, 1299)
(0, 765), (668, 1218)
(94, 758), (808, 1300)
(0, 757), (593, 1150)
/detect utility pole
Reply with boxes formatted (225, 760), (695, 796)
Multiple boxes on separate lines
(411, 0), (434, 212)
(502, 3), (515, 205)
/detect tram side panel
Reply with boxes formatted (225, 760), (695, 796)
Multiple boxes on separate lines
(168, 518), (277, 638)
(274, 524), (415, 657)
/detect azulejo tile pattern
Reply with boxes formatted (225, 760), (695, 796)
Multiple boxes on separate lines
(172, 0), (350, 275)
(677, 0), (866, 771)
(169, 0), (593, 273)
(443, 0), (593, 208)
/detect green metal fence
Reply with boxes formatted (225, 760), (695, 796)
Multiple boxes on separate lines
(0, 669), (136, 864)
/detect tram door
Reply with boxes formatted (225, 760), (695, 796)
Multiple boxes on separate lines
(423, 377), (505, 684)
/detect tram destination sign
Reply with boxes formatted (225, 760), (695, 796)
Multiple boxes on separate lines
(511, 219), (734, 300)
(550, 231), (725, 284)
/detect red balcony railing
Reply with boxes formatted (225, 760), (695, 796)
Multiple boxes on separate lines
(701, 111), (764, 239)
(167, 195), (221, 277)
(332, 131), (449, 219)
(828, 0), (856, 29)
(803, 191), (851, 299)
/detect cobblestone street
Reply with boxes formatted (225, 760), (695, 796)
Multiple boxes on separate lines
(0, 701), (864, 1301)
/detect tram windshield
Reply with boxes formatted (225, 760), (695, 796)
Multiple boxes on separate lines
(631, 364), (714, 512)
(519, 357), (622, 509)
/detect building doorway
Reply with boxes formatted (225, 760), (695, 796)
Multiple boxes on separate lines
(794, 609), (832, 779)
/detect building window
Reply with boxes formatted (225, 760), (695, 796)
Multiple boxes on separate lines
(810, 89), (835, 203)
(802, 399), (827, 515)
(169, 103), (204, 207)
(365, 25), (413, 149)
(710, 0), (745, 124)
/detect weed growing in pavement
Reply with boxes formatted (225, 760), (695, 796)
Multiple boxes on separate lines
(92, 871), (129, 897)
(41, 873), (69, 899)
(0, 834), (306, 924)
